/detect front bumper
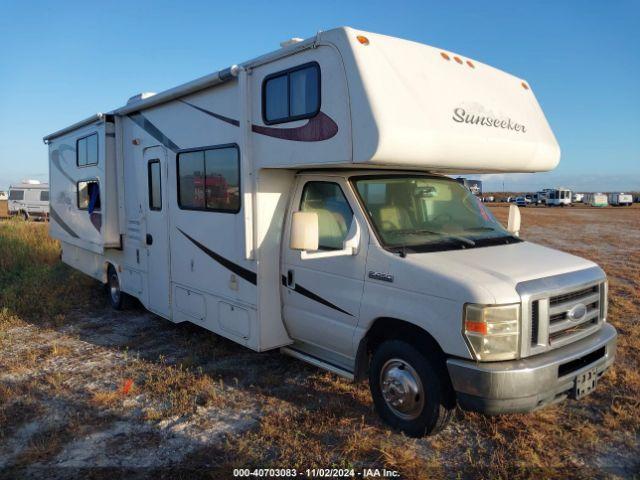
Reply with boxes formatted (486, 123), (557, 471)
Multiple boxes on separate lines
(447, 323), (617, 414)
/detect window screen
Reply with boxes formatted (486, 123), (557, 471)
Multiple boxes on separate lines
(147, 160), (162, 211)
(177, 145), (240, 213)
(77, 180), (101, 211)
(9, 190), (24, 201)
(263, 63), (320, 124)
(299, 182), (353, 250)
(77, 133), (99, 167)
(40, 190), (49, 201)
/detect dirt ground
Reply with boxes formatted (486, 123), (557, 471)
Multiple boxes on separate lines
(0, 206), (638, 479)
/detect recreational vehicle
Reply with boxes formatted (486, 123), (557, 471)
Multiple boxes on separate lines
(608, 193), (632, 206)
(0, 191), (7, 201)
(44, 28), (616, 437)
(8, 181), (50, 220)
(589, 193), (609, 207)
(546, 188), (572, 207)
(572, 193), (585, 203)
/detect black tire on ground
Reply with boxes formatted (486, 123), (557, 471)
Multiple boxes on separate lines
(369, 339), (454, 437)
(107, 264), (128, 310)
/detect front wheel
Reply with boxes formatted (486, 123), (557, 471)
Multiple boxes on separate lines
(369, 340), (454, 437)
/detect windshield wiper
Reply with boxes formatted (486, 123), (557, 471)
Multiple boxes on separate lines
(391, 229), (476, 247)
(464, 226), (497, 232)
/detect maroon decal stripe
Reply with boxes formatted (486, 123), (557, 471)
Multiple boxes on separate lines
(182, 102), (338, 142)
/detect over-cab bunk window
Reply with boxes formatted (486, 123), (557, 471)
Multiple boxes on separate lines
(177, 144), (240, 213)
(262, 62), (320, 124)
(76, 133), (98, 167)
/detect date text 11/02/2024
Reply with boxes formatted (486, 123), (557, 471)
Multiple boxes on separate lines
(232, 468), (401, 478)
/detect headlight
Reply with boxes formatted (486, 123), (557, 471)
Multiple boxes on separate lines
(463, 303), (520, 361)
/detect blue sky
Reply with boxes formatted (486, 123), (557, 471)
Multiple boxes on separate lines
(1, 0), (638, 192)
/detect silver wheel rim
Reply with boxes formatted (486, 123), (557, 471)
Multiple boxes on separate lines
(380, 358), (425, 420)
(109, 273), (120, 305)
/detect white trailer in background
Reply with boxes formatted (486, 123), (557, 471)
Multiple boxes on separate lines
(8, 180), (50, 220)
(608, 193), (632, 206)
(572, 193), (585, 203)
(546, 187), (572, 207)
(588, 193), (609, 207)
(44, 27), (616, 437)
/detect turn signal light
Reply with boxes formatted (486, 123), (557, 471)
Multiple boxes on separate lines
(357, 35), (369, 45)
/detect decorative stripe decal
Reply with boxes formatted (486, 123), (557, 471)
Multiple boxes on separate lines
(181, 102), (338, 142)
(177, 228), (257, 285)
(129, 113), (180, 152)
(50, 207), (79, 238)
(280, 275), (353, 316)
(180, 100), (240, 127)
(251, 111), (338, 142)
(51, 146), (77, 184)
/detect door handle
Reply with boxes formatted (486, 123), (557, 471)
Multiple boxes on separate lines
(145, 234), (153, 245)
(287, 269), (295, 287)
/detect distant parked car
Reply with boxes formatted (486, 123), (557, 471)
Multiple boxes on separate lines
(515, 196), (527, 207)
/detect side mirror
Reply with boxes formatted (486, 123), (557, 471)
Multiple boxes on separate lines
(507, 204), (521, 236)
(290, 211), (319, 251)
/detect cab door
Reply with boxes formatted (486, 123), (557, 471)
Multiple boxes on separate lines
(144, 146), (171, 317)
(281, 175), (368, 368)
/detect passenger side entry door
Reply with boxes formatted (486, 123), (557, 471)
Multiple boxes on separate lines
(144, 146), (171, 317)
(281, 176), (368, 370)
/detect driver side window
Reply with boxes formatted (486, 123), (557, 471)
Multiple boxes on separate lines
(299, 182), (353, 250)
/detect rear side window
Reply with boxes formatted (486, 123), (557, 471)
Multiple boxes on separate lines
(263, 63), (320, 124)
(9, 190), (24, 200)
(77, 180), (101, 211)
(177, 145), (240, 213)
(77, 133), (98, 167)
(299, 182), (353, 250)
(40, 190), (49, 201)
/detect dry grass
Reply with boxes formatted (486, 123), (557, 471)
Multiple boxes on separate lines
(0, 209), (639, 478)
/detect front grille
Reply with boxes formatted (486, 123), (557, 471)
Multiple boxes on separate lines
(550, 285), (598, 306)
(528, 281), (603, 352)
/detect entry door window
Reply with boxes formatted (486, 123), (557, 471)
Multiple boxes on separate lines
(299, 182), (353, 250)
(148, 160), (162, 211)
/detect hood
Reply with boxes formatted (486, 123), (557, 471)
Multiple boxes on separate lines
(389, 241), (598, 304)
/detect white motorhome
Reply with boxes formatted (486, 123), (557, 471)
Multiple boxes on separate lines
(588, 193), (609, 207)
(0, 191), (7, 201)
(44, 28), (616, 437)
(546, 188), (572, 207)
(8, 180), (50, 220)
(608, 193), (632, 206)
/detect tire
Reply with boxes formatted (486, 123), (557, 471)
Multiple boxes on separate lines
(369, 340), (454, 437)
(107, 265), (128, 310)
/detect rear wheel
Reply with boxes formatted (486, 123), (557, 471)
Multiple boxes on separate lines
(369, 340), (454, 437)
(107, 265), (128, 310)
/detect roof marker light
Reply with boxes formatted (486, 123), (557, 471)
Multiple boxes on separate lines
(466, 60), (475, 68)
(440, 52), (450, 60)
(521, 82), (529, 90)
(454, 56), (463, 64)
(357, 35), (370, 45)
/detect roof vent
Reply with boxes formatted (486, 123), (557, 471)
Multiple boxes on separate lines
(126, 92), (157, 105)
(280, 38), (303, 48)
(24, 179), (41, 185)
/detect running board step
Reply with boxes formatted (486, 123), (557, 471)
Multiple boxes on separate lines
(280, 347), (354, 381)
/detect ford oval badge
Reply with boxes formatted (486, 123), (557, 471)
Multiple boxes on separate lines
(568, 303), (587, 321)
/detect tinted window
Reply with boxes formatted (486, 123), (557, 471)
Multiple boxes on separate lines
(78, 180), (101, 211)
(40, 190), (49, 201)
(177, 145), (240, 213)
(299, 182), (353, 250)
(148, 160), (162, 211)
(263, 63), (320, 124)
(77, 133), (99, 167)
(9, 190), (24, 201)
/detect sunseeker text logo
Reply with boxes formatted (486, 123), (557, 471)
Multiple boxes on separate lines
(452, 107), (527, 133)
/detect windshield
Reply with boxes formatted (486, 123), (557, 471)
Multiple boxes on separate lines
(352, 175), (519, 253)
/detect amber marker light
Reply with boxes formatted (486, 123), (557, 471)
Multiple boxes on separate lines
(521, 82), (529, 90)
(465, 321), (488, 335)
(440, 52), (450, 60)
(454, 56), (463, 64)
(357, 35), (369, 45)
(466, 60), (475, 68)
